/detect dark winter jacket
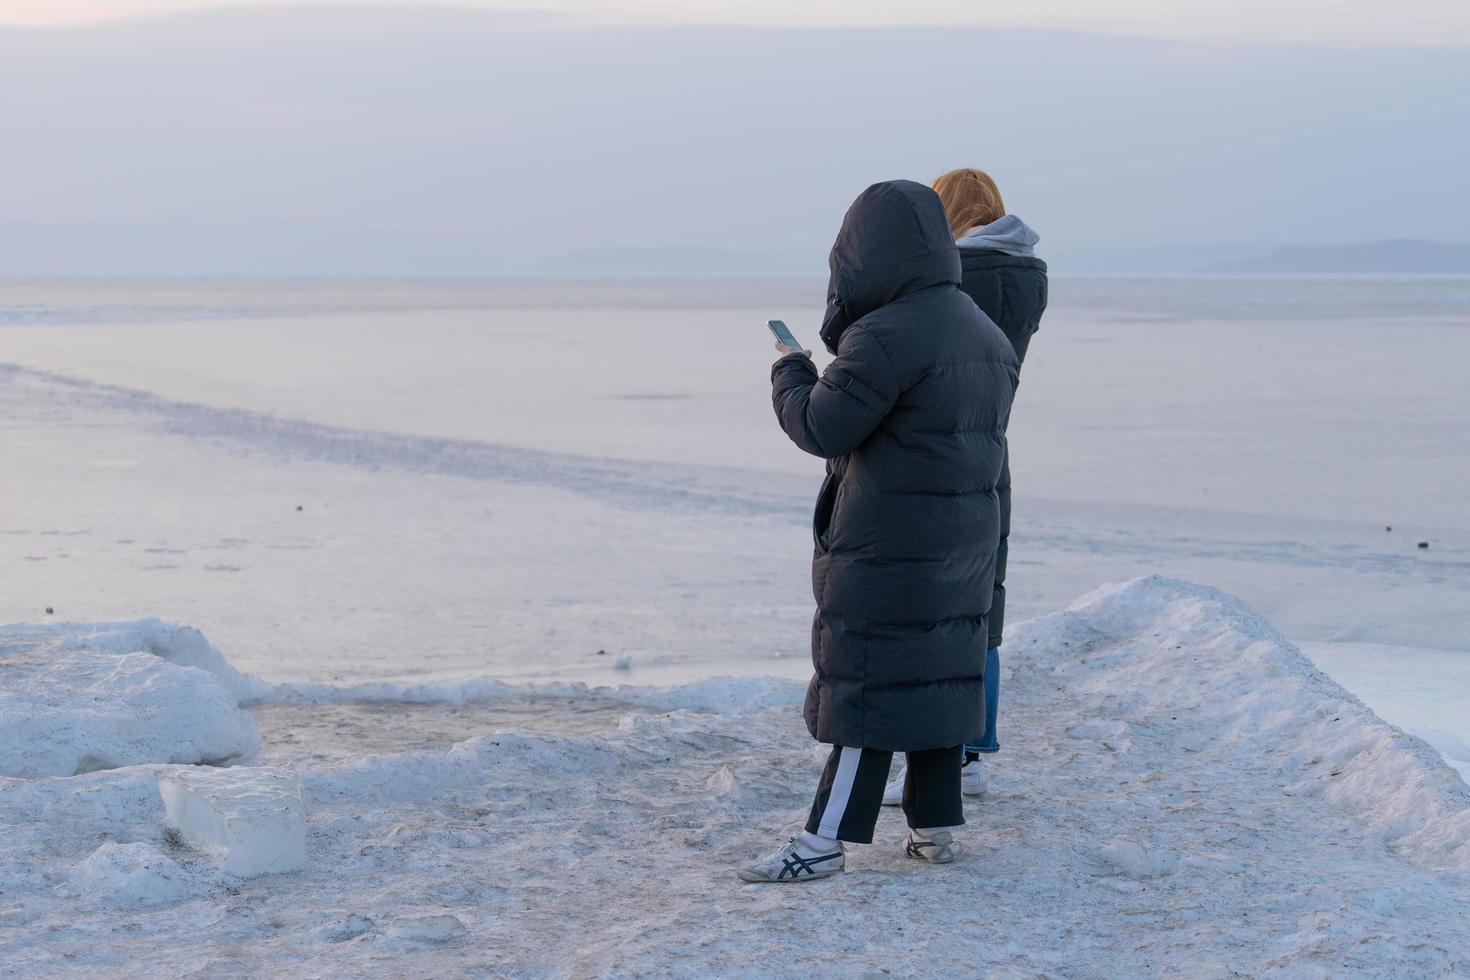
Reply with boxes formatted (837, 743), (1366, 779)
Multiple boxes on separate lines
(771, 181), (1019, 751)
(956, 244), (1048, 649)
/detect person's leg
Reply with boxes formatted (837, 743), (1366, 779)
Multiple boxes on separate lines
(965, 646), (1001, 755)
(805, 745), (896, 845)
(901, 745), (965, 831)
(739, 744), (894, 883)
(980, 645), (1000, 751)
(901, 745), (965, 863)
(956, 646), (1001, 795)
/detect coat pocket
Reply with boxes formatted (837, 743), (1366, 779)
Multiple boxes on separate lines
(812, 472), (840, 553)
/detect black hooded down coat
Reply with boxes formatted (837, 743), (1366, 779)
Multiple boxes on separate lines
(957, 248), (1048, 650)
(771, 181), (1019, 751)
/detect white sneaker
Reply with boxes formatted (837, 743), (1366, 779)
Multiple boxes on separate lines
(904, 829), (959, 864)
(961, 755), (988, 796)
(737, 836), (845, 883)
(880, 764), (906, 806)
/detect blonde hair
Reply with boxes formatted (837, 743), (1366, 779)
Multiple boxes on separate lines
(932, 168), (1006, 239)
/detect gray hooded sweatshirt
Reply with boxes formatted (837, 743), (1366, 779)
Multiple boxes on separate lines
(955, 214), (1040, 256)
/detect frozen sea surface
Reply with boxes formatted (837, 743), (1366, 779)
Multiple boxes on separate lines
(2, 277), (1467, 748)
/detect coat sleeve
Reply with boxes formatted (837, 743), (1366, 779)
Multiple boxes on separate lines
(770, 325), (902, 459)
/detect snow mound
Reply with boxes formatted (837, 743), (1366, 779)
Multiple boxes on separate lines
(0, 632), (260, 777)
(2, 618), (267, 703)
(72, 842), (195, 907)
(160, 767), (306, 876)
(1012, 575), (1470, 871)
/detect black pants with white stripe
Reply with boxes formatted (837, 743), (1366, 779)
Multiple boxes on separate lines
(805, 744), (964, 844)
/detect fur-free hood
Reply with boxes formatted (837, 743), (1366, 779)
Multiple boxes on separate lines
(818, 181), (962, 354)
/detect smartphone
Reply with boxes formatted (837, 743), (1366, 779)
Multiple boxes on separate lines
(767, 319), (804, 351)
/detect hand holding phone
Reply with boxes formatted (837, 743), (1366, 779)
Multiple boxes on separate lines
(767, 320), (811, 358)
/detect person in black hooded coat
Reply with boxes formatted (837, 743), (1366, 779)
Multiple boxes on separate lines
(738, 180), (1018, 883)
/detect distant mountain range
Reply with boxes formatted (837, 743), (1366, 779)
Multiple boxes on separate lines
(560, 247), (809, 277)
(1046, 240), (1470, 277)
(561, 240), (1470, 278)
(1207, 240), (1470, 275)
(5, 228), (1467, 279)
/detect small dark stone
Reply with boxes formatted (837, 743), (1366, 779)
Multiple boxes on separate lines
(1418, 541), (1429, 549)
(1385, 525), (1392, 532)
(45, 606), (54, 615)
(296, 505), (304, 512)
(595, 649), (607, 656)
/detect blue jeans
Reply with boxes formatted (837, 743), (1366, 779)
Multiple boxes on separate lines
(965, 647), (1000, 755)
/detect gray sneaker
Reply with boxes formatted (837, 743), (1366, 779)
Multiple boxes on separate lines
(903, 829), (959, 864)
(737, 836), (845, 883)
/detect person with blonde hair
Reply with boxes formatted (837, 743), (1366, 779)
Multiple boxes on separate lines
(883, 167), (1048, 806)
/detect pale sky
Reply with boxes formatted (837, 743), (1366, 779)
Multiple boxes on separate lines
(3, 0), (1470, 45)
(2, 4), (1466, 275)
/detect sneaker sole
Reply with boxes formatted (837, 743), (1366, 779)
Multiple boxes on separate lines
(736, 866), (842, 883)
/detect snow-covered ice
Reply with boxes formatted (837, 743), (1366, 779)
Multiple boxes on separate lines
(3, 578), (1468, 975)
(0, 621), (259, 777)
(159, 767), (307, 877)
(1024, 577), (1470, 872)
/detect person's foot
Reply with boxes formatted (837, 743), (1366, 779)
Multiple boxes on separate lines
(961, 755), (988, 796)
(904, 829), (959, 864)
(880, 764), (906, 806)
(737, 836), (845, 883)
